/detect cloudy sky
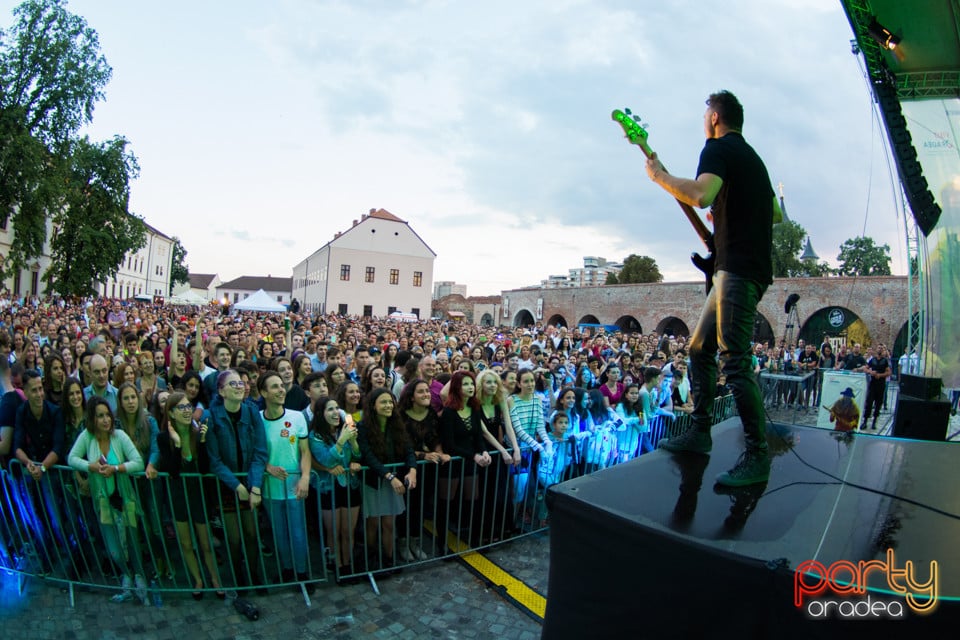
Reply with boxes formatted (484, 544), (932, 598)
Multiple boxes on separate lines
(2, 0), (909, 295)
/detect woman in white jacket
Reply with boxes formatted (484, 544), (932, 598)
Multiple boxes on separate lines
(68, 396), (146, 604)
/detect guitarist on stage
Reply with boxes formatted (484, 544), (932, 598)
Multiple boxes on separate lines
(645, 90), (782, 487)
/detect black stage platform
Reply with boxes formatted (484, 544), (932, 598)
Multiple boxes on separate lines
(543, 418), (959, 639)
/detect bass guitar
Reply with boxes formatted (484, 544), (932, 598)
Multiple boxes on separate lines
(612, 108), (715, 293)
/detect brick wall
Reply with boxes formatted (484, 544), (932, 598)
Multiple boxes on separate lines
(496, 276), (909, 346)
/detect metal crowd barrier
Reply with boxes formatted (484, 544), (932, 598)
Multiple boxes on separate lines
(334, 393), (739, 587)
(1, 395), (739, 601)
(0, 462), (326, 606)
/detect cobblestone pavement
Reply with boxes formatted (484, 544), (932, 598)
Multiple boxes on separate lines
(0, 533), (549, 640)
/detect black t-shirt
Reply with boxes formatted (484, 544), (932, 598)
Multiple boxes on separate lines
(842, 353), (867, 371)
(0, 390), (25, 429)
(868, 357), (890, 385)
(696, 132), (775, 284)
(284, 384), (310, 412)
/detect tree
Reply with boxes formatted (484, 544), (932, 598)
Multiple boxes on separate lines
(801, 260), (834, 277)
(836, 236), (891, 276)
(169, 236), (189, 290)
(771, 219), (807, 277)
(604, 271), (618, 285)
(617, 254), (663, 283)
(0, 0), (113, 284)
(43, 135), (145, 297)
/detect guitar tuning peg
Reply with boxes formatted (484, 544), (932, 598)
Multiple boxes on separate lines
(642, 122), (649, 129)
(624, 108), (632, 115)
(631, 115), (640, 122)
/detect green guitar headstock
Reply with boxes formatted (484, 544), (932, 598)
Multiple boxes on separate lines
(611, 108), (652, 157)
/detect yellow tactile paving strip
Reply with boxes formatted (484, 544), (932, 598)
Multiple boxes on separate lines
(424, 521), (547, 621)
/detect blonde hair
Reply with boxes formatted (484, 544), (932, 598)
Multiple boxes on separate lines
(475, 369), (505, 406)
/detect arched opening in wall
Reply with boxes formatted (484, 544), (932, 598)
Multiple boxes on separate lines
(753, 312), (774, 347)
(513, 309), (535, 328)
(798, 306), (871, 350)
(892, 314), (921, 368)
(578, 314), (600, 326)
(479, 313), (494, 326)
(614, 315), (642, 333)
(655, 316), (689, 338)
(547, 314), (567, 328)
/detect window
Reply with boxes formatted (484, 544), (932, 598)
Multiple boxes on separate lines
(413, 271), (423, 287)
(388, 306), (397, 315)
(390, 269), (399, 285)
(233, 293), (239, 302)
(338, 303), (348, 315)
(30, 271), (39, 296)
(340, 264), (351, 281)
(411, 307), (419, 318)
(365, 266), (375, 283)
(363, 305), (373, 318)
(277, 295), (282, 302)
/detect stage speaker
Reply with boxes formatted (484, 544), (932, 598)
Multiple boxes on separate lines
(892, 397), (950, 441)
(873, 78), (942, 235)
(899, 373), (942, 400)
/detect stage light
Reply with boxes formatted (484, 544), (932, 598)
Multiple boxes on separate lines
(868, 17), (900, 51)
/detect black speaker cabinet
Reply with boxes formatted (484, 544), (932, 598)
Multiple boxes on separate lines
(892, 397), (950, 441)
(899, 373), (942, 400)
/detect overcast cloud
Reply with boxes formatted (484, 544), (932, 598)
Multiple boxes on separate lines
(1, 0), (906, 293)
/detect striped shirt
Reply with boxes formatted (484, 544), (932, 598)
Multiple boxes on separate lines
(509, 395), (548, 449)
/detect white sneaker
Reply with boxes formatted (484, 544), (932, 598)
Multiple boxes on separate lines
(134, 574), (148, 605)
(397, 538), (413, 563)
(410, 538), (429, 561)
(111, 575), (133, 603)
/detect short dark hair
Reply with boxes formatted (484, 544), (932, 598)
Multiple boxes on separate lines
(23, 369), (42, 386)
(302, 371), (325, 389)
(706, 90), (744, 131)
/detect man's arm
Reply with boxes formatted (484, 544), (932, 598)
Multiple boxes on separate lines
(646, 153), (723, 209)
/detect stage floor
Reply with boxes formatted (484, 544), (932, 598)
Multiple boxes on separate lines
(544, 418), (959, 636)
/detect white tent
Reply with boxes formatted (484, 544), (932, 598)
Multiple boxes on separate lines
(167, 290), (207, 306)
(232, 289), (286, 313)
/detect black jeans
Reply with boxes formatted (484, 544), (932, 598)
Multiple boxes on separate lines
(865, 381), (885, 422)
(688, 270), (767, 451)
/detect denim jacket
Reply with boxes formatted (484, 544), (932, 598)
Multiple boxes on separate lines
(203, 396), (267, 493)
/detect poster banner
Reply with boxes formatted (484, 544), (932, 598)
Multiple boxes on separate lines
(901, 99), (960, 388)
(816, 370), (869, 431)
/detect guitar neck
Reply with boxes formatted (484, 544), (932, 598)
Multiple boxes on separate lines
(635, 139), (713, 249)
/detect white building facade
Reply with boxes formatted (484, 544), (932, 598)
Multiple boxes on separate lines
(433, 280), (467, 300)
(1, 215), (173, 300)
(292, 209), (435, 318)
(172, 273), (222, 301)
(98, 223), (174, 300)
(541, 256), (622, 289)
(217, 276), (292, 306)
(0, 215), (55, 298)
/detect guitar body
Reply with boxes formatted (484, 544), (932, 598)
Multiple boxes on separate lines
(691, 252), (715, 292)
(612, 108), (715, 293)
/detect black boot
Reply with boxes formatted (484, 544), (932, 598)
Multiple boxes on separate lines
(715, 448), (770, 487)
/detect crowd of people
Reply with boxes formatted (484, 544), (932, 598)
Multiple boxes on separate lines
(752, 337), (895, 429)
(0, 294), (875, 602)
